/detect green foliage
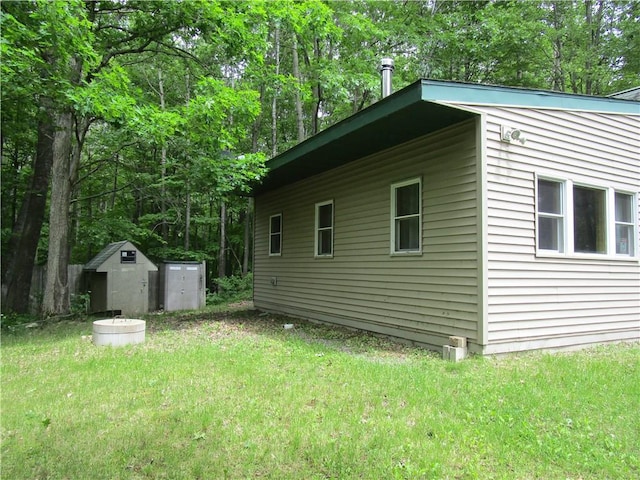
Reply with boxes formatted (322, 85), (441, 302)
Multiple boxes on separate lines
(68, 63), (137, 120)
(0, 312), (38, 332)
(208, 273), (253, 305)
(69, 292), (90, 316)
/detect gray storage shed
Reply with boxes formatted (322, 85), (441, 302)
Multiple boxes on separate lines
(159, 261), (206, 312)
(84, 240), (158, 316)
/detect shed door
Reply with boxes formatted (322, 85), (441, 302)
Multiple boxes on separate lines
(165, 265), (200, 311)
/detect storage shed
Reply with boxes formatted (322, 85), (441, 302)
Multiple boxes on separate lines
(251, 79), (640, 355)
(159, 261), (206, 312)
(84, 240), (158, 316)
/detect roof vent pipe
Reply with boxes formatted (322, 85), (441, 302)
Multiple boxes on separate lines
(380, 57), (394, 98)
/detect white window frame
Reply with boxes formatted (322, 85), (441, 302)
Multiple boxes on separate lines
(613, 191), (636, 257)
(268, 213), (282, 256)
(391, 177), (422, 255)
(536, 177), (566, 253)
(535, 174), (638, 259)
(314, 200), (334, 258)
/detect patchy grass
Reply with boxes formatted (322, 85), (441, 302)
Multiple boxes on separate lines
(1, 305), (638, 479)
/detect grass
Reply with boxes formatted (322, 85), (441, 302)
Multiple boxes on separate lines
(1, 304), (639, 479)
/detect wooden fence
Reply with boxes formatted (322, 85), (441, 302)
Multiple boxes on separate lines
(29, 264), (85, 314)
(29, 265), (159, 315)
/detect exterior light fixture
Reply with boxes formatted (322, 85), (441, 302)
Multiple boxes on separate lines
(501, 125), (527, 144)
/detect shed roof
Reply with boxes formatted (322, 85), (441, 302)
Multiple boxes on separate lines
(609, 86), (640, 101)
(252, 79), (639, 196)
(84, 241), (129, 271)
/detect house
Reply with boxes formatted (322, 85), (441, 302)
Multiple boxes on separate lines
(251, 79), (640, 355)
(84, 240), (158, 316)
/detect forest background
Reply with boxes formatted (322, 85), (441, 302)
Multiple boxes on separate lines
(2, 0), (639, 316)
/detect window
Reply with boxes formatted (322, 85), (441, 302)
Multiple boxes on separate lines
(121, 250), (136, 263)
(537, 179), (564, 252)
(391, 178), (422, 253)
(573, 185), (606, 253)
(615, 192), (635, 256)
(315, 200), (333, 257)
(536, 176), (637, 257)
(269, 214), (282, 256)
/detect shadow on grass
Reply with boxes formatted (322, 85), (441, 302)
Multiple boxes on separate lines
(1, 302), (436, 362)
(147, 302), (435, 361)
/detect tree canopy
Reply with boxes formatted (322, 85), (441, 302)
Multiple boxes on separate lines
(2, 0), (638, 314)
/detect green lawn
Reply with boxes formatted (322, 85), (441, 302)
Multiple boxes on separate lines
(1, 306), (638, 479)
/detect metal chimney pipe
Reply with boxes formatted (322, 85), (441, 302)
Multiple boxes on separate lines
(380, 57), (394, 98)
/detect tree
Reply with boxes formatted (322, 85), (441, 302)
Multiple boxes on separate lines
(30, 0), (266, 315)
(1, 0), (96, 313)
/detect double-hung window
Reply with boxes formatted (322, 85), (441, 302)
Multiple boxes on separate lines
(391, 178), (422, 254)
(537, 179), (565, 252)
(536, 176), (637, 258)
(269, 213), (282, 256)
(315, 200), (333, 257)
(615, 192), (635, 256)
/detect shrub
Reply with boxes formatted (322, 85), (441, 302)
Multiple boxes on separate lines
(0, 312), (39, 331)
(207, 273), (253, 305)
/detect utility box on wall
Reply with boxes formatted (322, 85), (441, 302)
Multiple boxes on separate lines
(84, 241), (158, 316)
(159, 261), (206, 312)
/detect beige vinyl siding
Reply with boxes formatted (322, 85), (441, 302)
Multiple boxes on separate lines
(254, 121), (480, 350)
(472, 105), (640, 354)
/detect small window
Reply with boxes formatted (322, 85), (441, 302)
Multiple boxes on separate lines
(269, 214), (282, 256)
(573, 185), (607, 253)
(615, 192), (634, 256)
(120, 250), (136, 263)
(315, 200), (333, 257)
(537, 179), (565, 252)
(391, 178), (421, 253)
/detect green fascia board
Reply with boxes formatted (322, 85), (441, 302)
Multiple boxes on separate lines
(419, 79), (640, 114)
(252, 81), (475, 195)
(266, 82), (424, 171)
(251, 79), (639, 196)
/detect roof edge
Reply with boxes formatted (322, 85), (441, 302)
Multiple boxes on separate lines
(420, 79), (640, 114)
(267, 80), (424, 171)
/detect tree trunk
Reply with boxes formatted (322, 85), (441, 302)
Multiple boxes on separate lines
(185, 185), (191, 250)
(271, 24), (280, 158)
(159, 69), (168, 243)
(242, 197), (252, 276)
(292, 33), (305, 142)
(551, 1), (565, 91)
(70, 115), (91, 255)
(41, 110), (74, 316)
(184, 71), (191, 251)
(311, 37), (323, 135)
(1, 103), (55, 313)
(218, 201), (227, 282)
(41, 55), (84, 317)
(251, 85), (264, 153)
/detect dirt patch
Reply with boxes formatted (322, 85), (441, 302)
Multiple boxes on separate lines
(144, 306), (431, 362)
